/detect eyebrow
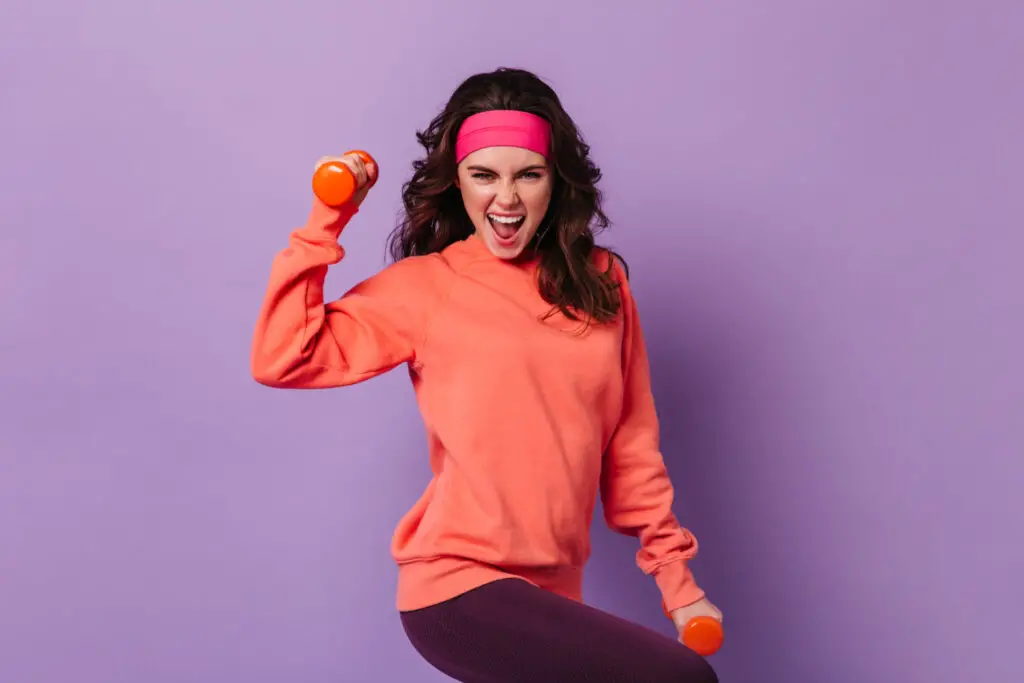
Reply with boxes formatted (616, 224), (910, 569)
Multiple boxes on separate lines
(466, 164), (548, 174)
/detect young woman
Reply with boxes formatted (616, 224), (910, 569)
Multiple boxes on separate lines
(251, 67), (722, 682)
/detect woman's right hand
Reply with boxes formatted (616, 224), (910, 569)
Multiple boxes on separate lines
(314, 152), (378, 209)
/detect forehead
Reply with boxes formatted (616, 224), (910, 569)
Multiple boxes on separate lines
(461, 146), (547, 170)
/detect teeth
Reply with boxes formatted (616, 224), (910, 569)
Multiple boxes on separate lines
(488, 214), (524, 224)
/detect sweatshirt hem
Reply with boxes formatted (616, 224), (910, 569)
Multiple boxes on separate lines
(395, 556), (584, 612)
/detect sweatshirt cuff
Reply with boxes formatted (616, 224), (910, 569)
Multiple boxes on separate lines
(653, 560), (705, 612)
(300, 198), (360, 241)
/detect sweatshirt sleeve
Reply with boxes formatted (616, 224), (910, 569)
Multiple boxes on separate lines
(250, 200), (440, 389)
(599, 257), (705, 612)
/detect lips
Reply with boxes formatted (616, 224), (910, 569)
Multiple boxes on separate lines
(488, 214), (525, 240)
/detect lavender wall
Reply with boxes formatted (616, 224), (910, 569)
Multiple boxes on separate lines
(2, 1), (1021, 681)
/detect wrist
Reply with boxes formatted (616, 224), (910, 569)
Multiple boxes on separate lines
(302, 198), (360, 240)
(653, 560), (704, 613)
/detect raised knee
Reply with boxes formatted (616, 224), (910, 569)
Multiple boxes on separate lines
(697, 661), (719, 683)
(678, 656), (718, 683)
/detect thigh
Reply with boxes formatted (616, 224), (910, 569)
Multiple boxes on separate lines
(400, 578), (718, 683)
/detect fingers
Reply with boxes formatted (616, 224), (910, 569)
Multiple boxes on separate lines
(362, 158), (378, 185)
(341, 152), (369, 187)
(668, 598), (723, 632)
(314, 153), (373, 189)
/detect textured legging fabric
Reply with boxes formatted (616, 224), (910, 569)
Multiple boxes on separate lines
(399, 578), (719, 683)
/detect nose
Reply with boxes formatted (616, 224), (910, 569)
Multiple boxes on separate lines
(494, 179), (519, 208)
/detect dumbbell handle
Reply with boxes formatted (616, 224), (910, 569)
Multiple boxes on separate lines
(663, 602), (724, 656)
(311, 150), (378, 207)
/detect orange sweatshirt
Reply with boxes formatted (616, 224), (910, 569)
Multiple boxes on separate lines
(250, 200), (704, 613)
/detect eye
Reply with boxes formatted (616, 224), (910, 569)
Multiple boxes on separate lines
(520, 171), (543, 180)
(471, 172), (494, 180)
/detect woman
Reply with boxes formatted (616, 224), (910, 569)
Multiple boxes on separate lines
(251, 67), (721, 682)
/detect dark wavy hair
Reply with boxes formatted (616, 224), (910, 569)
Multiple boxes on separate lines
(386, 67), (627, 327)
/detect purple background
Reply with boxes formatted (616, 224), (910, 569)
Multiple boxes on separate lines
(2, 1), (1021, 681)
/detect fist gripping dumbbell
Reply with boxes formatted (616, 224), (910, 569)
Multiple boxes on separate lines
(663, 601), (724, 656)
(311, 150), (378, 207)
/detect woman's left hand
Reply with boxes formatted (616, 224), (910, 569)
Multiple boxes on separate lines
(669, 597), (723, 642)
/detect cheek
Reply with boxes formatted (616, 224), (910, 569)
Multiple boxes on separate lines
(460, 183), (493, 213)
(524, 184), (553, 214)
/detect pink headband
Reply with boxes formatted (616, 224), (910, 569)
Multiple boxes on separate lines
(454, 109), (551, 163)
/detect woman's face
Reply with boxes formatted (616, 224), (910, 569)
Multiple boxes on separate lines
(455, 146), (553, 260)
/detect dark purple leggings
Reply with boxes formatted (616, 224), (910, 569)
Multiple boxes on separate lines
(400, 578), (718, 683)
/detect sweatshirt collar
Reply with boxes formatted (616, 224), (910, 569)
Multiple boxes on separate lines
(451, 232), (542, 271)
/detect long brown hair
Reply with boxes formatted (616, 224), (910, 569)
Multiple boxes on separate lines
(387, 67), (628, 327)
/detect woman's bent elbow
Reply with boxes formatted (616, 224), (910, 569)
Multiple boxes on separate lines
(250, 350), (293, 388)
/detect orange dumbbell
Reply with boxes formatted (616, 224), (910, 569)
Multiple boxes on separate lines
(663, 601), (724, 656)
(312, 150), (378, 207)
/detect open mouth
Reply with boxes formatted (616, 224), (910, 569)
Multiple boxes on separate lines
(488, 214), (525, 242)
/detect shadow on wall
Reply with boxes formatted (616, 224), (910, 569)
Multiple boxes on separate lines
(584, 199), (832, 682)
